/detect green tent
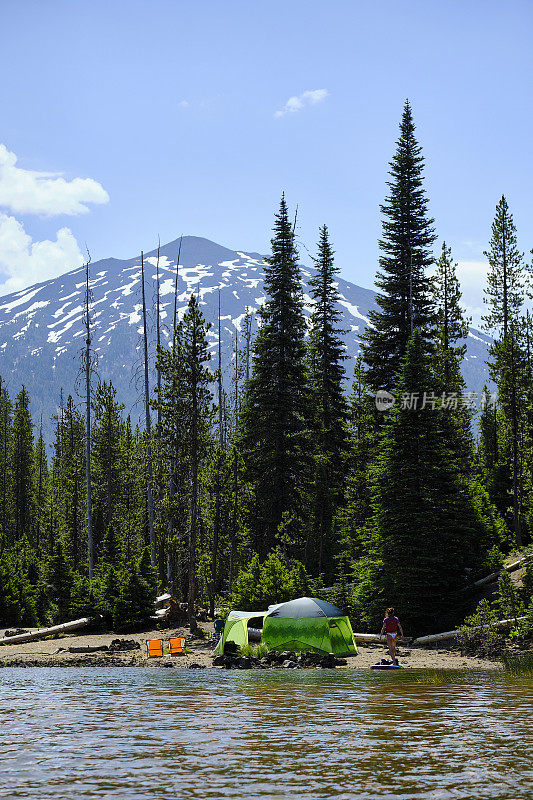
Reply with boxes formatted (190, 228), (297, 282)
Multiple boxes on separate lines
(213, 610), (268, 656)
(215, 597), (357, 656)
(263, 598), (357, 655)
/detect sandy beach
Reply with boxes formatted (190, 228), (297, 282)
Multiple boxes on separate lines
(0, 625), (503, 670)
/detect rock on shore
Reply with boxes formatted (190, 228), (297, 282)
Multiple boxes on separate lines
(212, 650), (348, 670)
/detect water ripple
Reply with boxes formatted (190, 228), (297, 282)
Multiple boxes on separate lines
(0, 668), (531, 799)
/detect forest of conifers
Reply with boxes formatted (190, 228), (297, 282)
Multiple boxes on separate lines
(1, 100), (532, 637)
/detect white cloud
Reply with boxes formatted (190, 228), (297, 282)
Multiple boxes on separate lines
(0, 213), (84, 295)
(0, 144), (109, 216)
(179, 100), (190, 108)
(274, 88), (329, 118)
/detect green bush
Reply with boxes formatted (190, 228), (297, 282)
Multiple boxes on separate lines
(460, 599), (502, 653)
(238, 643), (269, 658)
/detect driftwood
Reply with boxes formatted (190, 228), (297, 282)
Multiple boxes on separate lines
(412, 616), (527, 645)
(352, 633), (384, 643)
(0, 617), (92, 646)
(471, 555), (531, 589)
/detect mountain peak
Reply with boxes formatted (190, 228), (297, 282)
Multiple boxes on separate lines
(0, 235), (491, 444)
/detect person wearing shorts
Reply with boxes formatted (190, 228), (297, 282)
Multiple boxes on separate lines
(380, 607), (404, 664)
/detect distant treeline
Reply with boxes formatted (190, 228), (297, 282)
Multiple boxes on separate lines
(1, 100), (532, 637)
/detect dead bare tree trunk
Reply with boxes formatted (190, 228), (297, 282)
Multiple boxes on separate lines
(84, 255), (94, 580)
(155, 238), (162, 429)
(141, 251), (156, 566)
(167, 237), (183, 585)
(229, 329), (239, 599)
(209, 290), (224, 617)
(188, 317), (199, 633)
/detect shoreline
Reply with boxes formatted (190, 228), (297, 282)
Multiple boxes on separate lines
(0, 626), (504, 670)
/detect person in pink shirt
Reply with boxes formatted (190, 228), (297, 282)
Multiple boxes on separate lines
(380, 607), (404, 665)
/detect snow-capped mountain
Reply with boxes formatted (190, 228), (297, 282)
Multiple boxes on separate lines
(0, 236), (492, 444)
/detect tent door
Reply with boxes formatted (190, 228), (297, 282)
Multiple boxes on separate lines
(328, 618), (353, 654)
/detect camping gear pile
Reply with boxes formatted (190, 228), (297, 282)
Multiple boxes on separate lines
(214, 597), (357, 657)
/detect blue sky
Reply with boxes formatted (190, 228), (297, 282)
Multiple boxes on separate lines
(0, 0), (532, 323)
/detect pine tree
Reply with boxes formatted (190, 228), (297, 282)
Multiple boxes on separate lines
(372, 330), (489, 633)
(34, 420), (49, 557)
(239, 196), (311, 555)
(46, 539), (72, 622)
(433, 241), (470, 388)
(10, 387), (35, 547)
(181, 294), (214, 630)
(482, 196), (528, 546)
(307, 225), (349, 576)
(362, 101), (436, 391)
(154, 294), (214, 627)
(432, 241), (473, 471)
(0, 549), (37, 626)
(113, 547), (157, 631)
(0, 382), (12, 547)
(91, 381), (124, 561)
(482, 197), (525, 338)
(60, 397), (85, 567)
(334, 357), (377, 564)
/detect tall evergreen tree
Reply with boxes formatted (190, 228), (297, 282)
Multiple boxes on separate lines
(91, 381), (124, 560)
(181, 294), (214, 630)
(433, 241), (470, 387)
(362, 101), (436, 391)
(239, 196), (311, 556)
(60, 397), (85, 567)
(307, 225), (349, 576)
(34, 419), (49, 557)
(154, 294), (214, 627)
(334, 357), (377, 565)
(372, 330), (490, 632)
(482, 196), (528, 546)
(10, 387), (35, 547)
(432, 241), (473, 469)
(0, 382), (12, 548)
(482, 196), (525, 338)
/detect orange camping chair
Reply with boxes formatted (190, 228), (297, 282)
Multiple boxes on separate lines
(147, 639), (164, 658)
(169, 637), (185, 656)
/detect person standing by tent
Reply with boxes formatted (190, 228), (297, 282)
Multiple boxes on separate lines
(213, 615), (225, 647)
(380, 607), (404, 665)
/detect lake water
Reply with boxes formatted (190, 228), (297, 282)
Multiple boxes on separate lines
(0, 667), (531, 799)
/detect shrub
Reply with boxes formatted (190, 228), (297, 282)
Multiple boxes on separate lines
(238, 643), (269, 658)
(460, 599), (503, 653)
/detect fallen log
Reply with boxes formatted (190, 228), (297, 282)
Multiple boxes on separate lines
(413, 616), (527, 645)
(0, 617), (92, 646)
(352, 633), (383, 643)
(460, 555), (531, 591)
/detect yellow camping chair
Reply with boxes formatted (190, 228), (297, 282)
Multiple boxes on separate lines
(169, 637), (185, 656)
(147, 639), (164, 658)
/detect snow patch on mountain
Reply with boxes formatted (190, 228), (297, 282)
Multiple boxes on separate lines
(0, 235), (492, 444)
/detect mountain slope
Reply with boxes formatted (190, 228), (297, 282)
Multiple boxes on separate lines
(0, 236), (492, 444)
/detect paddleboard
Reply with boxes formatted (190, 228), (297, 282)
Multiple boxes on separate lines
(370, 662), (404, 670)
